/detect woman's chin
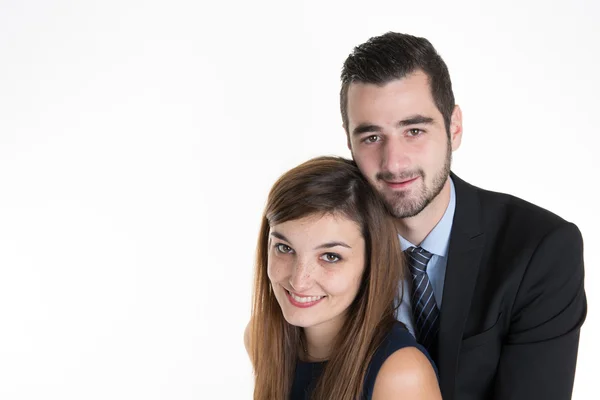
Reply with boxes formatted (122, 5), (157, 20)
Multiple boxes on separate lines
(281, 312), (316, 328)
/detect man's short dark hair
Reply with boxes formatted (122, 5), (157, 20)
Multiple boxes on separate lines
(340, 32), (455, 136)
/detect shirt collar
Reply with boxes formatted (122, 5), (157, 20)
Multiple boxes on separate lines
(398, 178), (456, 257)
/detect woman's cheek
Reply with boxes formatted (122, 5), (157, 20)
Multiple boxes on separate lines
(267, 259), (287, 282)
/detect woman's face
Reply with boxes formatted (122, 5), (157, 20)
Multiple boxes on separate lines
(267, 213), (366, 333)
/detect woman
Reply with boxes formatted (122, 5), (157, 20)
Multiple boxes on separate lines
(245, 156), (441, 399)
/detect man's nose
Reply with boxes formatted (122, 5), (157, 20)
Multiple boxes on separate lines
(382, 138), (410, 173)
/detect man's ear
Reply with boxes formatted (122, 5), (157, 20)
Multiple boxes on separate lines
(450, 105), (463, 151)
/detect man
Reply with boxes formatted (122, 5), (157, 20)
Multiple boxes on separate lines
(341, 32), (586, 400)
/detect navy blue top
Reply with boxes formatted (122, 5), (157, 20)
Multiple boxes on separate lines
(289, 322), (438, 399)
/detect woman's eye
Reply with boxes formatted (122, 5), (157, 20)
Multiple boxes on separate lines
(320, 253), (341, 263)
(275, 243), (293, 254)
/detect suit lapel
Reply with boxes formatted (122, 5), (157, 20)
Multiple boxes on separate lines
(437, 174), (486, 400)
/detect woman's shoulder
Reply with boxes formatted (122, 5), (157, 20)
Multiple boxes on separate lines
(368, 322), (434, 373)
(364, 322), (440, 399)
(371, 346), (441, 399)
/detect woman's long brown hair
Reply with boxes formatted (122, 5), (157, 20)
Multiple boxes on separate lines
(249, 156), (405, 399)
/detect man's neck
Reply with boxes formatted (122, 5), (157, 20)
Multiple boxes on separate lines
(396, 178), (452, 245)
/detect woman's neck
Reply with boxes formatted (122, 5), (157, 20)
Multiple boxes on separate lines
(302, 315), (345, 362)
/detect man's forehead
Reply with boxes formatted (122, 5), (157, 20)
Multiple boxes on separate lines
(347, 75), (438, 125)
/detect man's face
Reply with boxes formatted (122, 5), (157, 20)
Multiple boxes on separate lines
(346, 70), (462, 218)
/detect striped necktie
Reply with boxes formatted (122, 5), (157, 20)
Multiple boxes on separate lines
(407, 246), (440, 356)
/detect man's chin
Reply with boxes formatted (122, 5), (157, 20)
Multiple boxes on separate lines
(385, 196), (427, 218)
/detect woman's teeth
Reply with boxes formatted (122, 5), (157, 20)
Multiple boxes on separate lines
(288, 291), (324, 303)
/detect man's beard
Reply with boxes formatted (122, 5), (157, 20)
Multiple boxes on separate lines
(377, 144), (452, 219)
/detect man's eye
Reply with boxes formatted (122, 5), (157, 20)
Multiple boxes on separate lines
(320, 253), (341, 263)
(408, 129), (423, 136)
(364, 135), (380, 143)
(275, 243), (293, 254)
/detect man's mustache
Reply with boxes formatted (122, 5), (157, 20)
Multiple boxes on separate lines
(376, 169), (424, 181)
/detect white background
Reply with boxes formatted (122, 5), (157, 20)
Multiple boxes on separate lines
(0, 0), (598, 399)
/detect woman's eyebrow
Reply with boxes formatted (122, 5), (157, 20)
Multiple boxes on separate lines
(270, 231), (290, 242)
(271, 232), (351, 249)
(315, 241), (351, 250)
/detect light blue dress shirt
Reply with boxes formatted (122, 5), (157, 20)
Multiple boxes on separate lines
(396, 178), (456, 335)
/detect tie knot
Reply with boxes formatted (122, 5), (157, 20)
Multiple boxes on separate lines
(406, 246), (433, 275)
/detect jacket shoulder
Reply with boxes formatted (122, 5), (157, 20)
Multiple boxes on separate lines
(457, 176), (574, 236)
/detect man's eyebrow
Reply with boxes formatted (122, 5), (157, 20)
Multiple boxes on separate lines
(352, 115), (435, 136)
(352, 123), (382, 136)
(315, 241), (351, 250)
(397, 115), (435, 127)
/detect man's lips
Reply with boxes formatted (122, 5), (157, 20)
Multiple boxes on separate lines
(382, 176), (419, 189)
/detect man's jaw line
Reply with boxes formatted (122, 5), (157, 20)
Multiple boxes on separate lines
(394, 178), (452, 244)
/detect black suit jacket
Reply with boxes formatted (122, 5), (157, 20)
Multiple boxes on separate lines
(437, 174), (587, 400)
